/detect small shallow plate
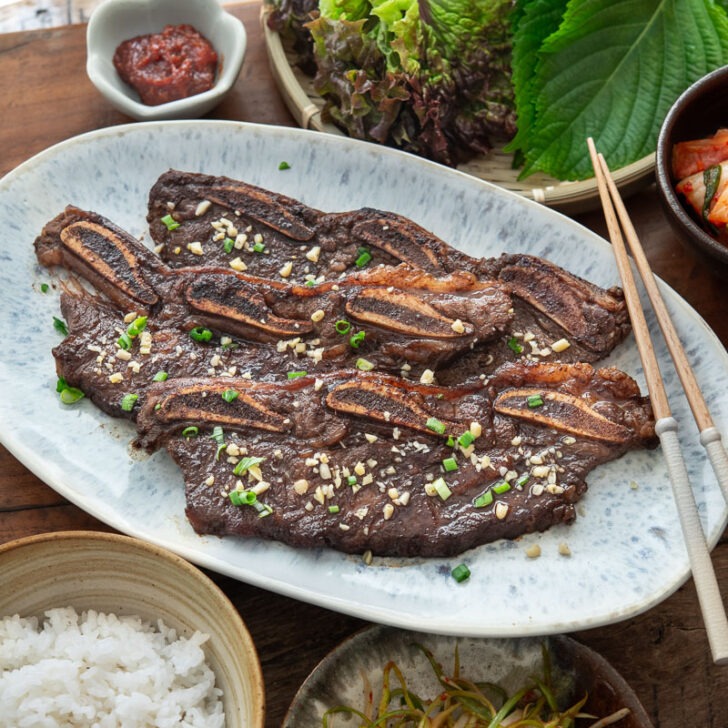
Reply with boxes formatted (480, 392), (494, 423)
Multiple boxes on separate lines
(0, 120), (727, 637)
(283, 626), (653, 727)
(86, 0), (246, 121)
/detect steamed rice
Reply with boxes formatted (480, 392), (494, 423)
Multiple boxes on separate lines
(0, 607), (225, 727)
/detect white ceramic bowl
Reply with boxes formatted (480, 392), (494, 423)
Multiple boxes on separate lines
(0, 531), (265, 727)
(86, 0), (246, 120)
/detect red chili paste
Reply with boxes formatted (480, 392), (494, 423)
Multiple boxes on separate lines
(113, 24), (218, 106)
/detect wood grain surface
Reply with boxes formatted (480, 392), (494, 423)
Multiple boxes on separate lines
(1, 5), (728, 726)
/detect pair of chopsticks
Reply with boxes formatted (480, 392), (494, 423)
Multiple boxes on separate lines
(587, 139), (728, 665)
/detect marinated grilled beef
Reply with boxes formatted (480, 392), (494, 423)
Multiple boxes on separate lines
(135, 362), (656, 557)
(146, 170), (631, 364)
(36, 207), (516, 375)
(36, 180), (654, 556)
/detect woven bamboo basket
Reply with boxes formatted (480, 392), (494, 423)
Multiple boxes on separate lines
(260, 5), (655, 215)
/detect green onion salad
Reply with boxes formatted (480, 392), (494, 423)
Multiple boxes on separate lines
(322, 643), (630, 727)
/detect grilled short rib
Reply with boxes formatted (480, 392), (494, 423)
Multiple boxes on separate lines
(136, 362), (656, 557)
(147, 170), (631, 365)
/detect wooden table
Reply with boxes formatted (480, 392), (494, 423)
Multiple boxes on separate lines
(1, 4), (727, 726)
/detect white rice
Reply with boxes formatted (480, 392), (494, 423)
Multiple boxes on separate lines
(0, 607), (225, 727)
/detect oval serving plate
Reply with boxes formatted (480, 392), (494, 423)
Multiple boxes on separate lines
(0, 120), (726, 637)
(283, 626), (654, 727)
(260, 6), (655, 215)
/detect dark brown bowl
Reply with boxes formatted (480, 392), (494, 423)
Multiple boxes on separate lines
(655, 64), (728, 279)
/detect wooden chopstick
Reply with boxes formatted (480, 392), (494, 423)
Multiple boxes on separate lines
(596, 153), (728, 505)
(587, 138), (728, 665)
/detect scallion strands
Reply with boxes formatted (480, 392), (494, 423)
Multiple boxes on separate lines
(356, 358), (374, 371)
(223, 237), (234, 254)
(40, 283), (49, 293)
(181, 426), (199, 438)
(493, 481), (511, 494)
(474, 489), (493, 508)
(507, 336), (524, 354)
(328, 505), (340, 514)
(120, 393), (138, 412)
(278, 161), (291, 170)
(210, 426), (226, 460)
(161, 213), (180, 231)
(189, 327), (213, 343)
(56, 377), (85, 405)
(229, 489), (257, 507)
(346, 475), (357, 486)
(252, 241), (265, 253)
(426, 417), (446, 435)
(457, 431), (475, 448)
(516, 474), (530, 488)
(355, 249), (372, 268)
(287, 370), (308, 379)
(527, 394), (545, 408)
(232, 456), (265, 476)
(451, 563), (471, 583)
(152, 370), (168, 382)
(117, 332), (132, 350)
(334, 319), (351, 335)
(431, 476), (451, 501)
(53, 317), (68, 336)
(221, 389), (239, 403)
(126, 316), (147, 337)
(442, 457), (458, 472)
(349, 331), (366, 348)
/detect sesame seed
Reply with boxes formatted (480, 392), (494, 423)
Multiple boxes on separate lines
(205, 475), (215, 486)
(470, 421), (482, 438)
(525, 543), (541, 558)
(109, 372), (123, 383)
(558, 542), (572, 556)
(279, 261), (293, 278)
(311, 309), (325, 323)
(339, 523), (350, 531)
(562, 436), (576, 445)
(451, 319), (465, 334)
(551, 338), (571, 353)
(383, 503), (395, 520)
(116, 349), (132, 361)
(419, 369), (435, 385)
(253, 233), (264, 245)
(531, 483), (544, 496)
(187, 241), (204, 256)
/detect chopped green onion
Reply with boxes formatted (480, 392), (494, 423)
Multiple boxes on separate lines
(126, 316), (147, 337)
(223, 237), (234, 254)
(442, 457), (458, 472)
(222, 339), (239, 350)
(346, 475), (357, 486)
(254, 501), (273, 518)
(287, 370), (308, 379)
(229, 489), (257, 507)
(154, 403), (162, 411)
(457, 431), (475, 448)
(117, 332), (132, 350)
(210, 426), (226, 460)
(232, 455), (265, 476)
(57, 378), (84, 405)
(161, 213), (180, 231)
(278, 161), (291, 170)
(355, 249), (372, 268)
(252, 241), (265, 253)
(516, 474), (530, 488)
(432, 476), (452, 501)
(328, 505), (340, 514)
(493, 481), (511, 494)
(305, 279), (316, 288)
(334, 319), (351, 335)
(189, 327), (213, 343)
(527, 394), (544, 408)
(451, 563), (471, 583)
(426, 417), (446, 435)
(507, 336), (524, 354)
(221, 388), (239, 403)
(152, 370), (168, 382)
(446, 435), (456, 448)
(120, 393), (138, 412)
(349, 331), (366, 348)
(40, 283), (49, 293)
(356, 358), (374, 371)
(53, 317), (68, 336)
(181, 426), (199, 438)
(474, 489), (493, 508)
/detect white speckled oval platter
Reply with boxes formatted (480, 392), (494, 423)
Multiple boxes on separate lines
(1, 121), (726, 636)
